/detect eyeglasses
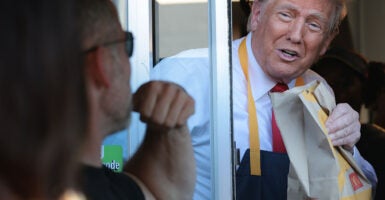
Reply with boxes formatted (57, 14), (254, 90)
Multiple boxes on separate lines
(84, 31), (134, 57)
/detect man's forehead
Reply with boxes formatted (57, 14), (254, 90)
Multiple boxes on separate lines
(269, 0), (333, 16)
(269, 0), (333, 23)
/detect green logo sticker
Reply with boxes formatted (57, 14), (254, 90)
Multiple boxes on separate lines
(102, 145), (123, 172)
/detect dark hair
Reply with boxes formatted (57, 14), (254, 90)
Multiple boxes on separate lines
(320, 47), (368, 80)
(365, 62), (385, 107)
(240, 0), (252, 17)
(0, 0), (87, 199)
(76, 0), (121, 50)
(311, 47), (368, 112)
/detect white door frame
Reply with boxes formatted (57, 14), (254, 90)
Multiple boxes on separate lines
(209, 0), (234, 199)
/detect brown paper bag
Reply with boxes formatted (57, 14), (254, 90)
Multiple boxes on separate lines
(270, 80), (372, 200)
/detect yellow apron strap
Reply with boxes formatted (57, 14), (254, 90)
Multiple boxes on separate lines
(295, 76), (304, 86)
(238, 38), (304, 176)
(239, 38), (261, 175)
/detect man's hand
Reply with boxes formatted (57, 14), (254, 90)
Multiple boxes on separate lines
(326, 103), (361, 153)
(128, 81), (196, 200)
(133, 81), (195, 128)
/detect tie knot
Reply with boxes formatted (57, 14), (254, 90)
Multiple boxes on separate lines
(271, 83), (288, 93)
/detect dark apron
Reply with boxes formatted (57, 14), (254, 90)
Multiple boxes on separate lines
(236, 149), (290, 200)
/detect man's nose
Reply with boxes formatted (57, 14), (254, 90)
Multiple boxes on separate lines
(286, 19), (305, 44)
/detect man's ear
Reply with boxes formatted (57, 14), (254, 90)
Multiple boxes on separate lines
(85, 47), (110, 88)
(248, 1), (263, 32)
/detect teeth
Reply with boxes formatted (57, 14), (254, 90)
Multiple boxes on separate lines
(282, 49), (297, 56)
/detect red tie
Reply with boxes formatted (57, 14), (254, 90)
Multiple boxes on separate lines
(271, 83), (288, 153)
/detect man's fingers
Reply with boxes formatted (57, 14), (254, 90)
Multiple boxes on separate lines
(133, 81), (194, 128)
(327, 103), (350, 120)
(164, 89), (189, 127)
(151, 84), (177, 125)
(133, 83), (159, 121)
(329, 121), (360, 151)
(326, 103), (361, 151)
(326, 103), (359, 133)
(176, 97), (195, 126)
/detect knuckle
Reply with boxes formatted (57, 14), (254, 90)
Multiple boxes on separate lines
(153, 115), (164, 125)
(353, 111), (359, 119)
(175, 88), (185, 98)
(341, 138), (347, 145)
(343, 118), (350, 127)
(151, 81), (162, 92)
(165, 119), (175, 128)
(344, 128), (349, 137)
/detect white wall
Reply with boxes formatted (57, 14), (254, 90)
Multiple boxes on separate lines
(157, 2), (208, 59)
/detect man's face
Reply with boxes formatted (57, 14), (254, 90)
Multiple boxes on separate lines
(102, 30), (132, 133)
(249, 0), (335, 83)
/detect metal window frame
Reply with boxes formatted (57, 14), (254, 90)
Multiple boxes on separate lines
(127, 0), (153, 156)
(209, 0), (234, 199)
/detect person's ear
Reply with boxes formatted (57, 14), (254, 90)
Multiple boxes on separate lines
(249, 1), (263, 31)
(85, 47), (110, 88)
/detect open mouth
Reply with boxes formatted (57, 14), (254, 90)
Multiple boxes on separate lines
(280, 49), (299, 57)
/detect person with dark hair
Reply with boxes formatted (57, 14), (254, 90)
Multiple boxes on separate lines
(312, 47), (385, 200)
(312, 47), (368, 112)
(362, 61), (385, 200)
(76, 0), (196, 199)
(0, 0), (87, 199)
(365, 62), (385, 128)
(152, 0), (377, 199)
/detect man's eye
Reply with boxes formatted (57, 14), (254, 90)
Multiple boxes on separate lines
(278, 12), (292, 21)
(308, 22), (322, 32)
